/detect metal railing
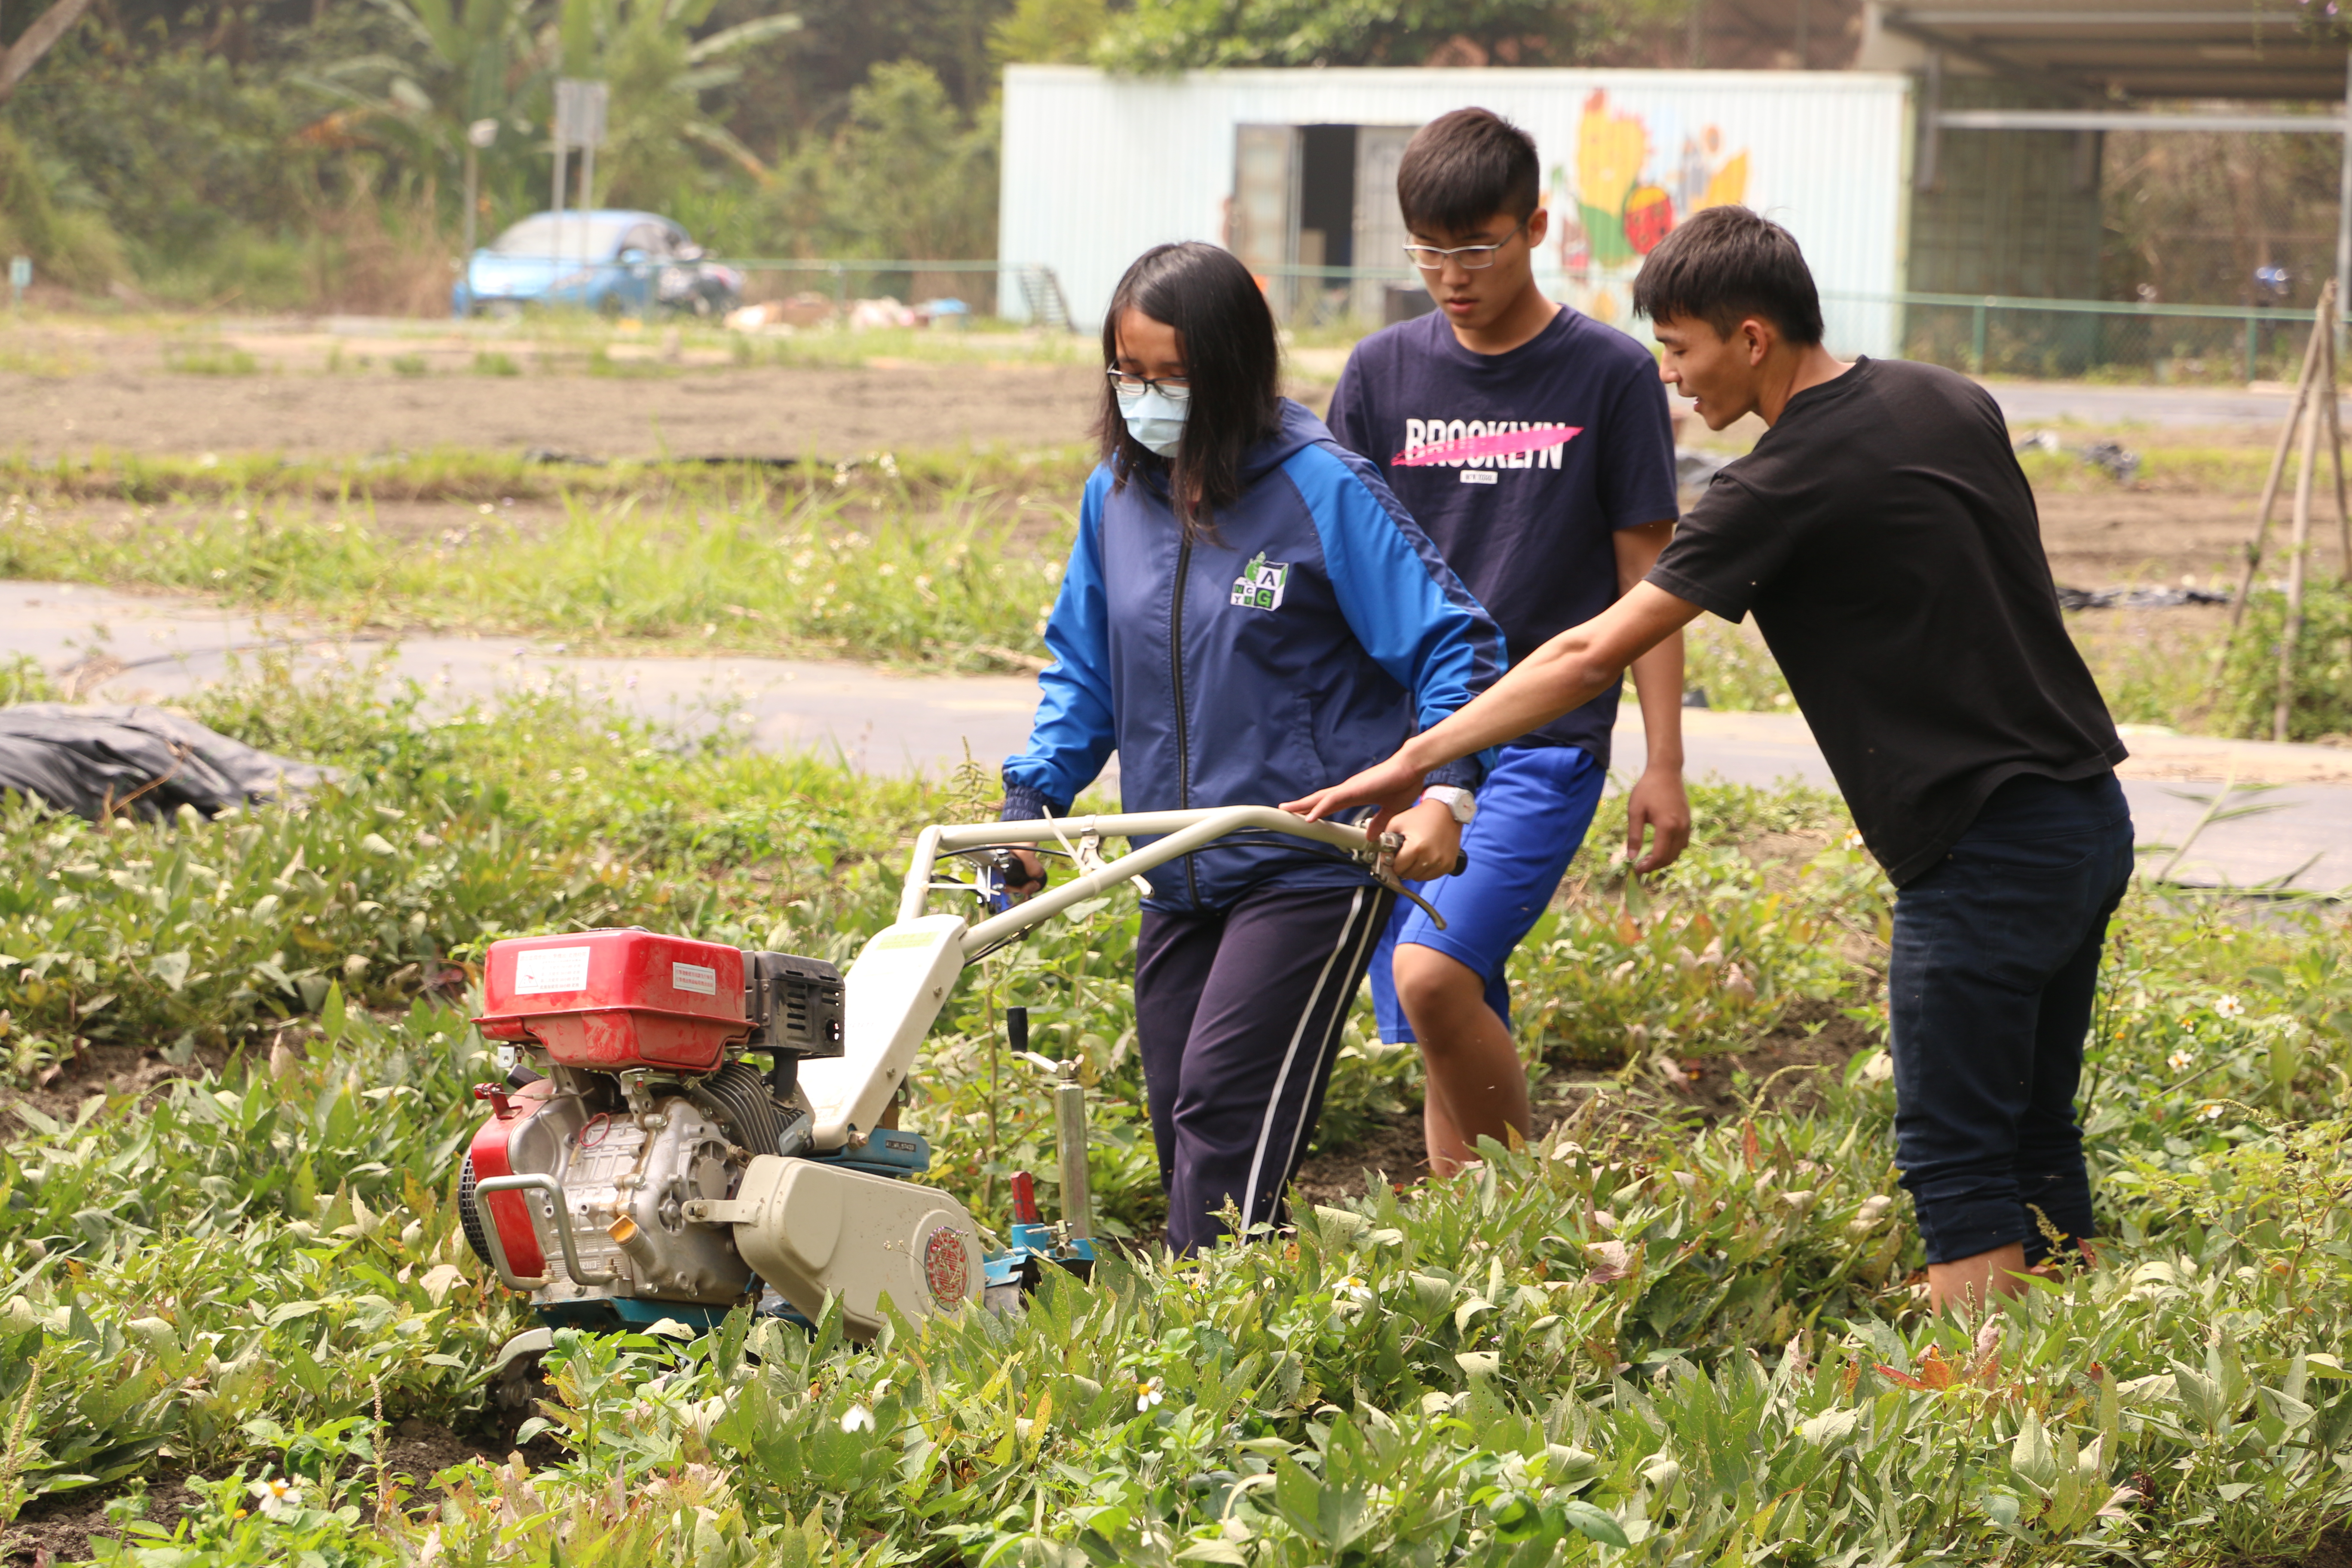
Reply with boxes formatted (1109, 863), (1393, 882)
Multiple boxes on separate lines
(1846, 291), (2337, 384)
(1251, 268), (2335, 383)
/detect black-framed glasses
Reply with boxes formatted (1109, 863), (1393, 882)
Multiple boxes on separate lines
(1107, 368), (1191, 399)
(1402, 220), (1530, 273)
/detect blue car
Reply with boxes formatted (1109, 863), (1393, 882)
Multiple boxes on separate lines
(452, 210), (745, 318)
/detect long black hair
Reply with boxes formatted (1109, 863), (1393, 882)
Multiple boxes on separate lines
(1096, 242), (1283, 539)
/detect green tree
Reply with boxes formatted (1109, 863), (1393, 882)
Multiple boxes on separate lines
(297, 0), (553, 214)
(557, 0), (798, 206)
(987, 0), (1106, 66)
(772, 59), (994, 257)
(0, 0), (97, 103)
(1096, 0), (1677, 70)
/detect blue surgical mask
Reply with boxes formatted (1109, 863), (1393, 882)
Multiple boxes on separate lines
(1117, 382), (1191, 458)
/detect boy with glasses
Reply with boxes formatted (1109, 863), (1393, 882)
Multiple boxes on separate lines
(1323, 107), (1689, 1176)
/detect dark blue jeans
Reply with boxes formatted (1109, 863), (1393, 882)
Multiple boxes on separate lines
(1887, 771), (2134, 1266)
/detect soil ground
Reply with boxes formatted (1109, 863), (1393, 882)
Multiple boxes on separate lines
(0, 324), (1103, 465)
(4, 1418), (551, 1567)
(3, 315), (2311, 591)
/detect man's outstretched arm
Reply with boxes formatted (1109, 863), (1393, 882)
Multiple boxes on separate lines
(1282, 583), (1706, 828)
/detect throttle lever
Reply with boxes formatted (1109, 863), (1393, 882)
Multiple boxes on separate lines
(1371, 830), (1465, 931)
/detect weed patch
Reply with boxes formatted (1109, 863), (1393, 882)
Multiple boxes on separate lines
(159, 346), (259, 377)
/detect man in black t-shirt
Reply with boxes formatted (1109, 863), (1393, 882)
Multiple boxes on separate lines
(1287, 206), (2135, 1318)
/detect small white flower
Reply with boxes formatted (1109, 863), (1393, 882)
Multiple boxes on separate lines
(1335, 1273), (1375, 1303)
(248, 1476), (301, 1516)
(1842, 829), (1865, 850)
(2199, 1103), (2226, 1122)
(1135, 1375), (1165, 1412)
(2167, 1049), (2196, 1072)
(2214, 995), (2245, 1019)
(840, 1404), (875, 1432)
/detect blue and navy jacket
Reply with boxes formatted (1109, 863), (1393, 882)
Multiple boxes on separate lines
(1001, 400), (1508, 916)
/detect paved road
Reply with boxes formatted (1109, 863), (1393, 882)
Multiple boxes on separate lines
(7, 579), (2350, 892)
(1615, 710), (2352, 893)
(1981, 382), (2336, 430)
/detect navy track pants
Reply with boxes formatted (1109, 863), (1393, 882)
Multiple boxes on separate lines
(1135, 879), (1395, 1256)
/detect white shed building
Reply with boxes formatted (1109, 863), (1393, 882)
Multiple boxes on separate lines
(1000, 65), (1913, 357)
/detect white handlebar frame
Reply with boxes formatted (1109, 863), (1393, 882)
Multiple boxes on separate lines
(897, 806), (1375, 961)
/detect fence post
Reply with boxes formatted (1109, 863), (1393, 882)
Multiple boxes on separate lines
(831, 261), (848, 330)
(2245, 318), (2259, 384)
(1971, 298), (1989, 374)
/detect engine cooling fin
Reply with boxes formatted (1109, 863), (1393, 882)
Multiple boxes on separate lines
(698, 1060), (785, 1155)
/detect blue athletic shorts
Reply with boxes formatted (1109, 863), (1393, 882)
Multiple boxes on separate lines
(1369, 743), (1607, 1043)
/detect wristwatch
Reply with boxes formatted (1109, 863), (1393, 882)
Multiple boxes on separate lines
(1420, 785), (1477, 827)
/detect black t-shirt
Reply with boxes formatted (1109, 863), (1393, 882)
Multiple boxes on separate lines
(1645, 356), (2125, 885)
(1326, 307), (1680, 765)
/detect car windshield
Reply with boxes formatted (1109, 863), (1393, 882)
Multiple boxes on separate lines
(486, 215), (639, 258)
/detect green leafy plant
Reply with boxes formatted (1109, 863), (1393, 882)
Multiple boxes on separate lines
(4, 663), (2349, 1568)
(2211, 580), (2352, 742)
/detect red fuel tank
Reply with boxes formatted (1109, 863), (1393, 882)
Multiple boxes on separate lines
(477, 929), (748, 1072)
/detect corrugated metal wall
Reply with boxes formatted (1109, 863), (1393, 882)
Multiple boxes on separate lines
(1000, 66), (1913, 355)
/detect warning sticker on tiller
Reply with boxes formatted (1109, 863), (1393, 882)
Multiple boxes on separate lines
(671, 962), (718, 996)
(513, 945), (591, 994)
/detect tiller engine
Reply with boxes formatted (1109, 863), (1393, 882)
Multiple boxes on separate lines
(456, 806), (1420, 1338)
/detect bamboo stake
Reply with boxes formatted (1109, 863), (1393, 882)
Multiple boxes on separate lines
(2329, 303), (2352, 727)
(2274, 346), (2323, 743)
(2328, 309), (2352, 582)
(2224, 283), (2331, 643)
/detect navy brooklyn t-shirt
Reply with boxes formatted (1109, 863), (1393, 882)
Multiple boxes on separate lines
(1325, 306), (1680, 765)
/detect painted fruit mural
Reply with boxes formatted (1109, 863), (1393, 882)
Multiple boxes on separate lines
(1570, 90), (1752, 269)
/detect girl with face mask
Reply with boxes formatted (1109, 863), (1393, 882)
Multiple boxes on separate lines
(995, 241), (1508, 1256)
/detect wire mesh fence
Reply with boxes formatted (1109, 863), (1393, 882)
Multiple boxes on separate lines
(1249, 266), (2334, 385)
(1847, 291), (2331, 384)
(466, 251), (2340, 386)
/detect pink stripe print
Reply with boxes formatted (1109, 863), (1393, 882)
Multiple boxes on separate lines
(1393, 423), (1583, 468)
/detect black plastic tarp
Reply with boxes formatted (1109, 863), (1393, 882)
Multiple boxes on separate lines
(0, 704), (339, 821)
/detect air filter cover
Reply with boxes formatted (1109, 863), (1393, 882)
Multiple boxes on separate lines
(477, 928), (748, 1072)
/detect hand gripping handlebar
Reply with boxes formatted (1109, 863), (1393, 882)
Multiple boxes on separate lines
(897, 806), (1466, 958)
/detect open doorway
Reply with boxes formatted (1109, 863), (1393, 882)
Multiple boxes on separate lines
(1231, 122), (1426, 326)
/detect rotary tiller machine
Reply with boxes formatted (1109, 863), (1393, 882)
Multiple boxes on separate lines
(457, 805), (1438, 1340)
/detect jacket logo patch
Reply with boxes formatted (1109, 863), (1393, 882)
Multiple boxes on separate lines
(1231, 553), (1290, 611)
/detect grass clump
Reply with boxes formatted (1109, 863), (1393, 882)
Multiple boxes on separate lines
(159, 345), (259, 377)
(0, 452), (1096, 670)
(2209, 580), (2352, 742)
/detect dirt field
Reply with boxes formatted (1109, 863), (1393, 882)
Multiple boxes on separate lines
(0, 314), (2317, 588)
(1, 320), (1105, 463)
